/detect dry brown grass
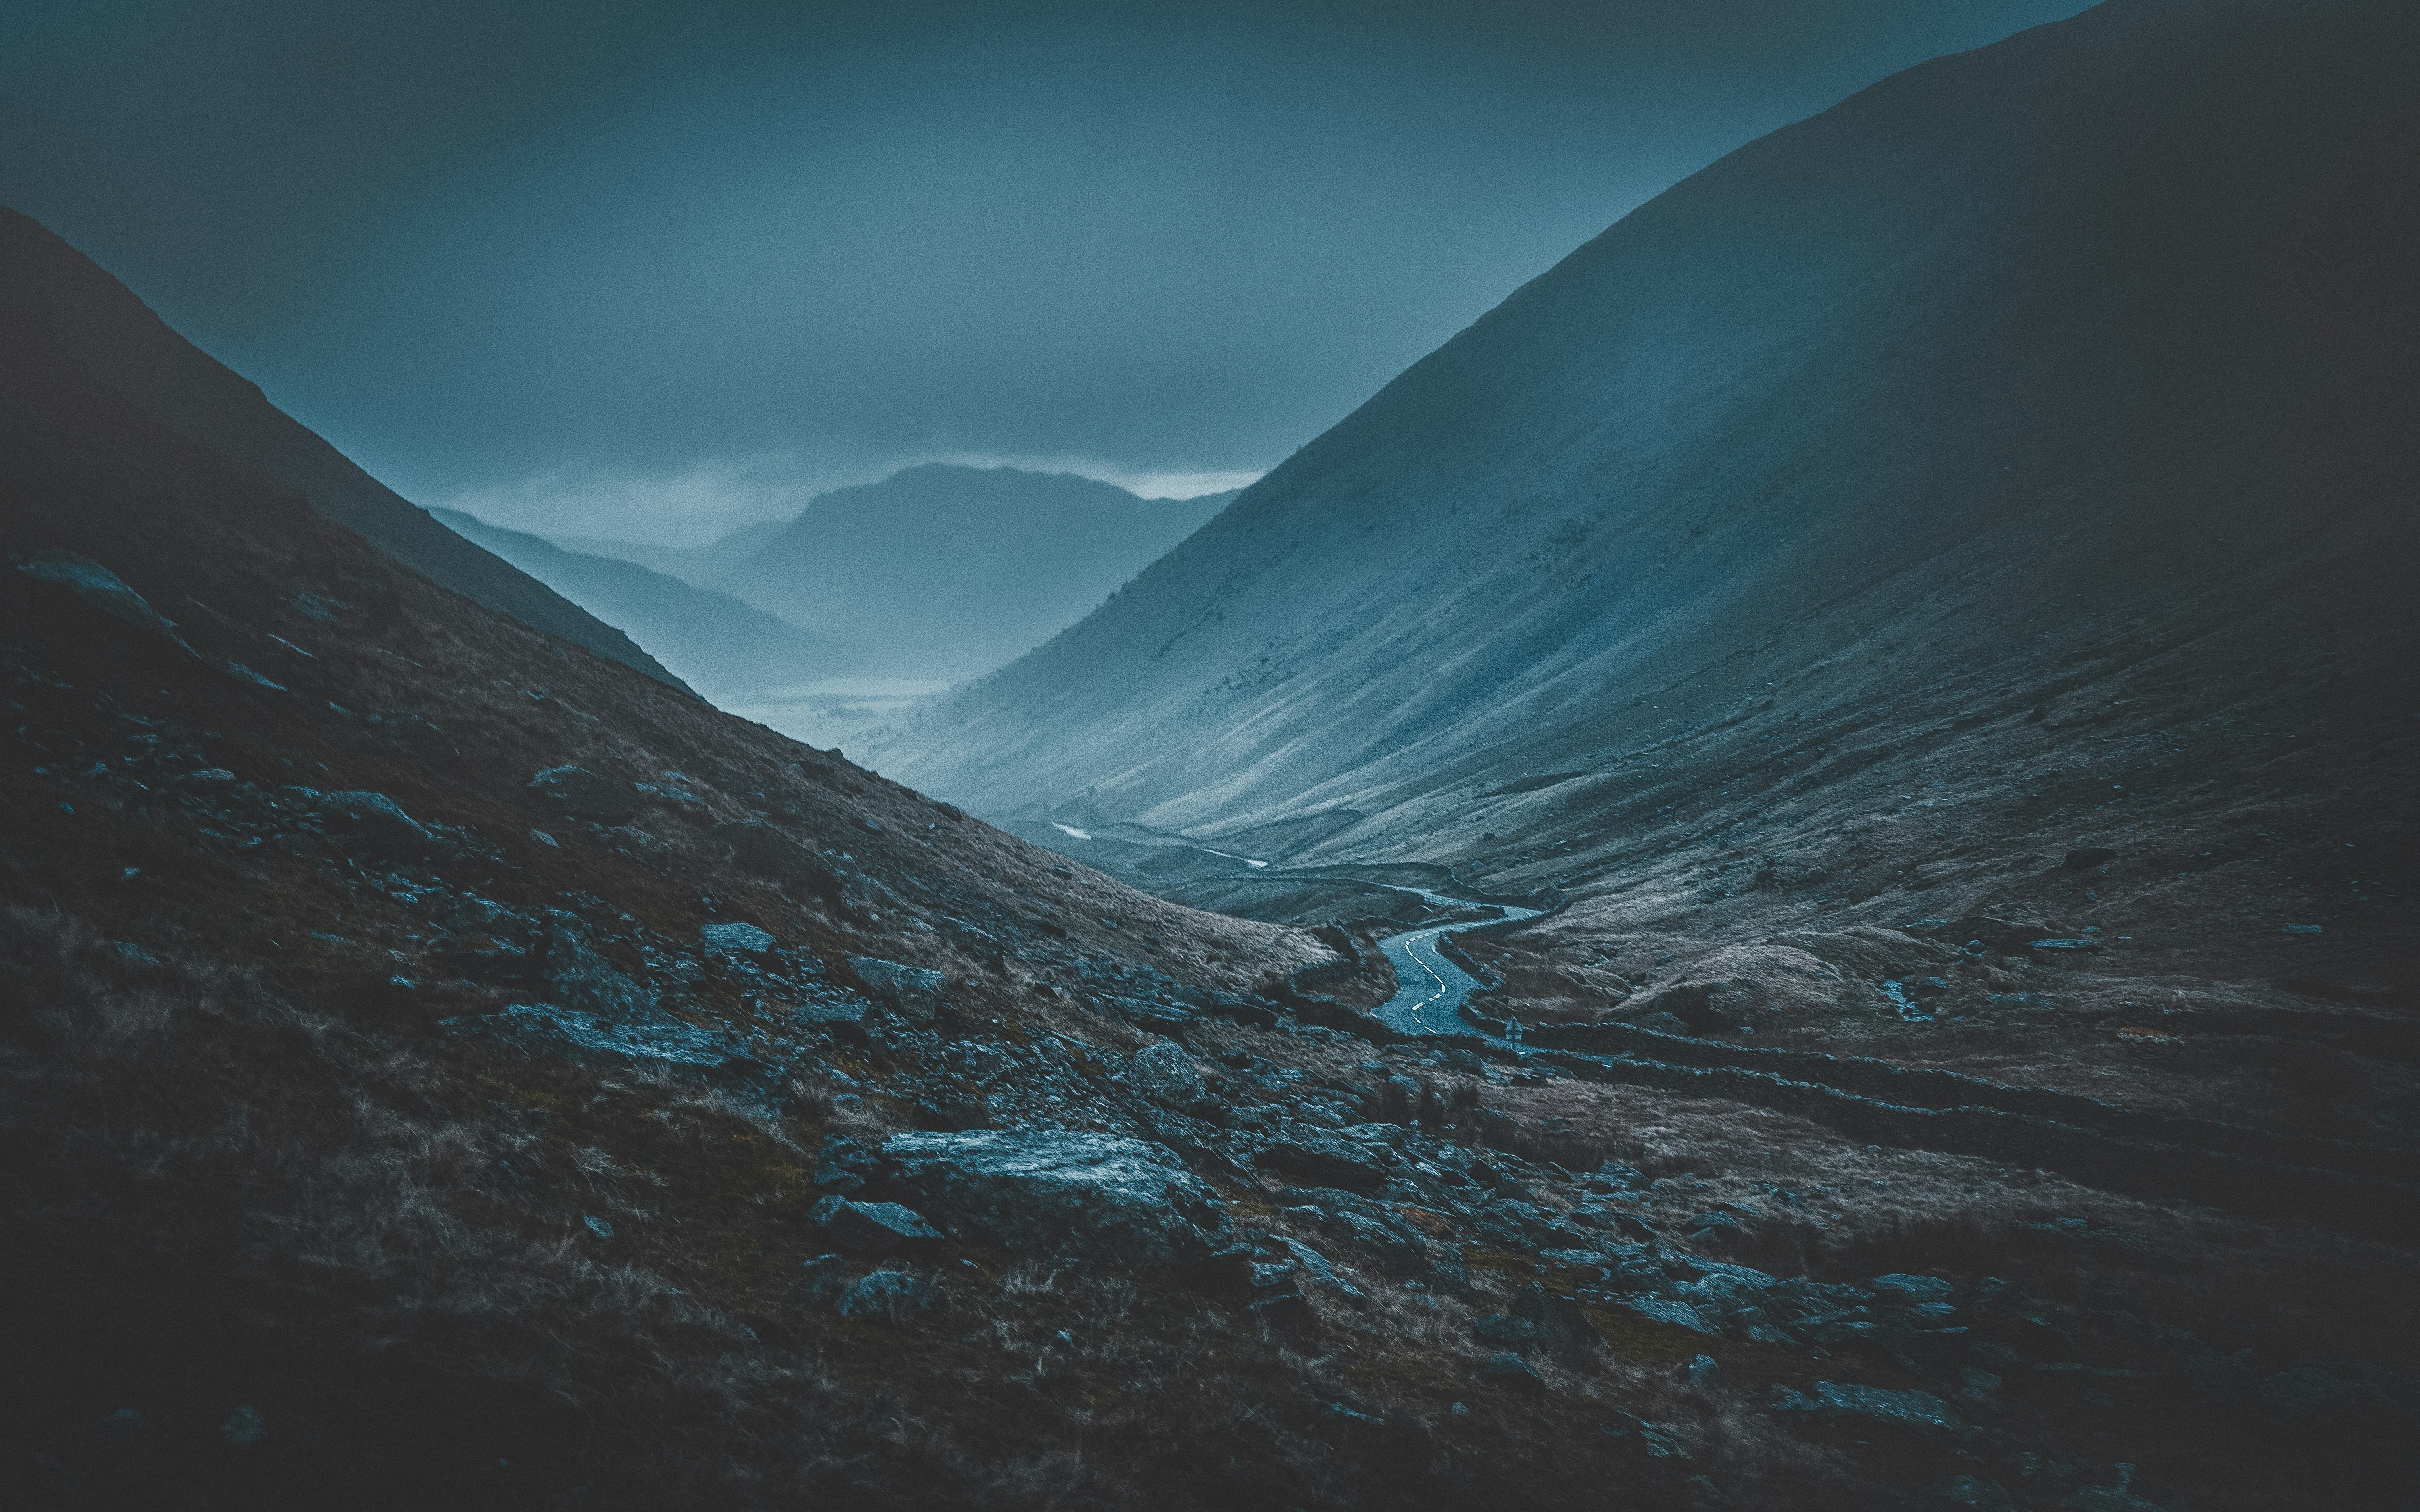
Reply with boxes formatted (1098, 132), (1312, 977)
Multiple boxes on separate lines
(2, 902), (1886, 1510)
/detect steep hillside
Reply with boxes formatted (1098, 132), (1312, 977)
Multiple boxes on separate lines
(434, 507), (856, 700)
(873, 0), (2418, 887)
(723, 465), (1231, 680)
(0, 208), (689, 693)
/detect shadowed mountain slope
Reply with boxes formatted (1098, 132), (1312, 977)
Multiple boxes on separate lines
(873, 0), (2418, 858)
(434, 507), (855, 701)
(0, 207), (691, 694)
(722, 464), (1232, 681)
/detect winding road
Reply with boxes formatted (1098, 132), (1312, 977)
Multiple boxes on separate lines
(1360, 885), (1544, 1036)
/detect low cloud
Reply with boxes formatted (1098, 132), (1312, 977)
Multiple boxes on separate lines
(441, 452), (1268, 548)
(434, 456), (848, 547)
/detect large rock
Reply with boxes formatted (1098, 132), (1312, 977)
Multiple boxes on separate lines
(849, 956), (947, 1022)
(701, 921), (776, 960)
(1253, 1135), (1390, 1191)
(529, 764), (640, 824)
(835, 1269), (937, 1322)
(791, 994), (874, 1044)
(17, 550), (185, 641)
(1125, 1039), (1218, 1115)
(876, 1129), (1229, 1268)
(311, 789), (436, 859)
(811, 1194), (944, 1256)
(1769, 1381), (1973, 1436)
(543, 916), (656, 1018)
(442, 1001), (756, 1072)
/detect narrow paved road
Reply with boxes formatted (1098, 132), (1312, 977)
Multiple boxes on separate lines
(1364, 886), (1543, 1036)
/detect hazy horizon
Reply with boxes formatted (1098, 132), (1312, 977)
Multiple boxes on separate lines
(2, 0), (2092, 544)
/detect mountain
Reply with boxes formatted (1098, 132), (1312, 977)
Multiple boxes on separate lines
(0, 207), (691, 694)
(720, 464), (1233, 680)
(544, 518), (787, 589)
(433, 507), (855, 700)
(874, 0), (2418, 906)
(8, 5), (2420, 1507)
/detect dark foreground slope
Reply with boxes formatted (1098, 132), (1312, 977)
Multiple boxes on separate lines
(875, 0), (2418, 862)
(723, 465), (1231, 680)
(434, 507), (857, 700)
(0, 208), (690, 693)
(4, 314), (2416, 1512)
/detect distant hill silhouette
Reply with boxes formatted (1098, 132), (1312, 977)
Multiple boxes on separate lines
(434, 509), (854, 700)
(544, 519), (786, 590)
(0, 207), (690, 694)
(720, 465), (1232, 680)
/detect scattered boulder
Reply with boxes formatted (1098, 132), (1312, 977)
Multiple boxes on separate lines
(544, 919), (656, 1018)
(17, 550), (186, 642)
(792, 994), (874, 1044)
(529, 764), (640, 824)
(701, 921), (776, 959)
(835, 1269), (936, 1322)
(1126, 1039), (1220, 1115)
(849, 956), (947, 1020)
(1770, 1381), (1972, 1435)
(1869, 1273), (1955, 1307)
(789, 1253), (851, 1308)
(441, 1002), (756, 1073)
(1481, 1351), (1546, 1394)
(1604, 1295), (1719, 1335)
(811, 1194), (944, 1256)
(312, 789), (436, 859)
(877, 1129), (1231, 1268)
(1254, 1136), (1391, 1191)
(1512, 1281), (1605, 1370)
(814, 1136), (876, 1194)
(1474, 1313), (1543, 1347)
(1611, 1412), (1693, 1459)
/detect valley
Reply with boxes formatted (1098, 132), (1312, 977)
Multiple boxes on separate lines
(2, 1), (2414, 1510)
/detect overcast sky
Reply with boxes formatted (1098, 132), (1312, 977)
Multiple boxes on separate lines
(4, 0), (2091, 542)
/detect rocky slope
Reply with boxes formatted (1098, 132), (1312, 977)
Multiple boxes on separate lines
(0, 207), (688, 692)
(721, 465), (1232, 681)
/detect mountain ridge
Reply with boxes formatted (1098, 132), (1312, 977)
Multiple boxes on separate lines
(432, 507), (856, 700)
(870, 0), (2418, 853)
(0, 206), (694, 695)
(721, 463), (1233, 680)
